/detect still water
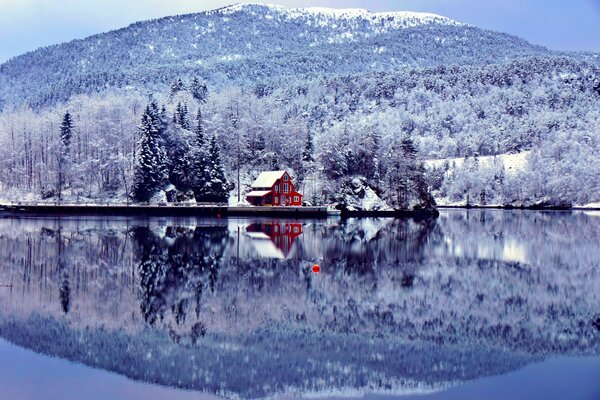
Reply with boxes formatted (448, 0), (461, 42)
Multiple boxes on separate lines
(0, 210), (598, 399)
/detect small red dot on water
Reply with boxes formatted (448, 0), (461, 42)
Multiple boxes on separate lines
(312, 265), (321, 274)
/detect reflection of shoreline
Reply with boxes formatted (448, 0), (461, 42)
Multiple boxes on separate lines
(0, 314), (529, 400)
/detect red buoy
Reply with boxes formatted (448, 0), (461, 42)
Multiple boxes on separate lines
(312, 264), (321, 274)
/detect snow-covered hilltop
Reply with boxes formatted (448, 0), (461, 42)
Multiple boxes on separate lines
(0, 2), (545, 110)
(215, 3), (463, 30)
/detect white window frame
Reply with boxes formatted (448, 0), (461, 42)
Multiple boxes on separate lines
(283, 183), (289, 193)
(275, 184), (279, 192)
(294, 196), (299, 203)
(283, 174), (288, 181)
(274, 197), (279, 204)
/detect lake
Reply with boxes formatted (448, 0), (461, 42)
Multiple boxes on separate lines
(0, 210), (599, 399)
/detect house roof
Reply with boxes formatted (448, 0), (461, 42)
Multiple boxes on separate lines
(251, 171), (286, 188)
(246, 234), (286, 259)
(246, 190), (272, 197)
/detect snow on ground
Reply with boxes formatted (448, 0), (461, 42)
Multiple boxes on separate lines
(425, 151), (530, 176)
(217, 3), (462, 29)
(343, 178), (393, 212)
(577, 202), (600, 209)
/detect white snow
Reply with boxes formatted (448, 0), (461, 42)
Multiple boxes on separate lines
(251, 171), (286, 188)
(246, 233), (287, 259)
(343, 177), (393, 212)
(577, 202), (600, 210)
(215, 3), (463, 29)
(246, 190), (271, 197)
(425, 151), (530, 176)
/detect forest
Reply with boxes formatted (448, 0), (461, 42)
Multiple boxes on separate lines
(1, 55), (599, 208)
(0, 4), (599, 208)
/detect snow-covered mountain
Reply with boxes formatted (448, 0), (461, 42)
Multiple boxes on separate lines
(0, 3), (550, 109)
(0, 3), (598, 208)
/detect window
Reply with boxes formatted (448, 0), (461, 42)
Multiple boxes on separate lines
(294, 196), (299, 203)
(283, 174), (288, 181)
(283, 183), (289, 193)
(275, 197), (278, 204)
(275, 184), (279, 192)
(293, 226), (299, 233)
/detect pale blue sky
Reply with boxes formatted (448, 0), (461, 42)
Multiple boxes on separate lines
(1, 0), (599, 63)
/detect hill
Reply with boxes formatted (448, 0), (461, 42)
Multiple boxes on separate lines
(0, 3), (551, 110)
(0, 4), (598, 208)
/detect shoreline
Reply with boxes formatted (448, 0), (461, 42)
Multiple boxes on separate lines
(437, 205), (600, 211)
(0, 203), (442, 219)
(1, 202), (597, 217)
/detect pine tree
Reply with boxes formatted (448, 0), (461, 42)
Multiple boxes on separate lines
(181, 103), (190, 130)
(194, 107), (206, 147)
(302, 130), (314, 162)
(169, 77), (185, 98)
(191, 107), (210, 201)
(132, 105), (168, 202)
(60, 111), (73, 149)
(57, 111), (74, 200)
(201, 136), (229, 203)
(399, 136), (418, 207)
(190, 77), (208, 103)
(158, 103), (169, 133)
(173, 102), (190, 130)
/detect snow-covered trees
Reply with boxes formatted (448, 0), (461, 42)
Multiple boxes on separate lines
(57, 111), (73, 200)
(200, 136), (229, 203)
(132, 103), (168, 202)
(302, 130), (314, 163)
(173, 102), (190, 130)
(190, 77), (209, 104)
(0, 54), (598, 208)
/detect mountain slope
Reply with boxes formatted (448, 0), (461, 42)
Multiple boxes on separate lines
(0, 3), (551, 109)
(0, 4), (598, 208)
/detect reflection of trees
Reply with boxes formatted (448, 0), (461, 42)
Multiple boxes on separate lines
(56, 228), (71, 314)
(1, 213), (600, 398)
(133, 225), (229, 332)
(319, 217), (441, 274)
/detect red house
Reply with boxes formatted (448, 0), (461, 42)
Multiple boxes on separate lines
(246, 171), (303, 206)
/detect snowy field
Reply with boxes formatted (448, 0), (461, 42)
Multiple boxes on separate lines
(424, 151), (530, 176)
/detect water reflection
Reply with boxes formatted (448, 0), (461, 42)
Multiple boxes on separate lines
(246, 222), (303, 259)
(0, 210), (598, 398)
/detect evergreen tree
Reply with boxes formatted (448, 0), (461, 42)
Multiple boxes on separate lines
(168, 139), (194, 193)
(57, 111), (74, 200)
(158, 103), (169, 133)
(201, 136), (229, 203)
(132, 104), (168, 202)
(173, 102), (190, 130)
(169, 77), (185, 98)
(194, 107), (206, 147)
(191, 108), (210, 201)
(60, 111), (73, 149)
(302, 130), (314, 162)
(190, 77), (208, 103)
(399, 136), (418, 207)
(181, 103), (190, 130)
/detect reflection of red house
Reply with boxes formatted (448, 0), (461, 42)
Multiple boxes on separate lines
(246, 171), (303, 206)
(246, 222), (303, 258)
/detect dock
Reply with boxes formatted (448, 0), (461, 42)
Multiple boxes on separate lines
(0, 203), (331, 218)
